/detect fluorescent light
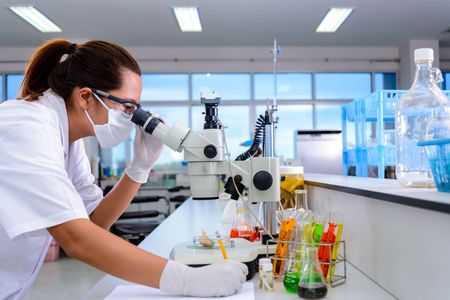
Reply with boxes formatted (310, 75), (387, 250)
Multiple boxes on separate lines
(316, 7), (354, 33)
(9, 6), (62, 33)
(173, 7), (202, 32)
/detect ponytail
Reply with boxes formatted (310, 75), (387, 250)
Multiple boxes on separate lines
(20, 38), (141, 101)
(21, 39), (72, 100)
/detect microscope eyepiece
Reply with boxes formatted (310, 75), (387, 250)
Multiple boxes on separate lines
(203, 103), (220, 129)
(131, 108), (161, 134)
(200, 92), (222, 130)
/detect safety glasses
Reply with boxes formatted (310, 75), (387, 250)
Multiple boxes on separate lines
(91, 88), (141, 116)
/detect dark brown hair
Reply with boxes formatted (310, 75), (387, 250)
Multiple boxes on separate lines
(20, 39), (141, 101)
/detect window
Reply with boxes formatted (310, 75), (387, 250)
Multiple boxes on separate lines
(374, 73), (396, 90)
(6, 74), (24, 100)
(192, 105), (250, 159)
(257, 105), (313, 159)
(192, 73), (251, 100)
(111, 139), (129, 177)
(141, 74), (189, 101)
(254, 73), (312, 100)
(315, 73), (371, 99)
(316, 105), (343, 130)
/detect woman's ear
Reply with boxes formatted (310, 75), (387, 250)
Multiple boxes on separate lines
(75, 87), (94, 110)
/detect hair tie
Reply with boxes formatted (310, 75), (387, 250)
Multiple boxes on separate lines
(59, 43), (77, 63)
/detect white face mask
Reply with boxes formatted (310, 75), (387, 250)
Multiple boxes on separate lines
(85, 93), (134, 148)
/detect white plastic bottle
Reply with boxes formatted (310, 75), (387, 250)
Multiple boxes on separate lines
(395, 48), (449, 187)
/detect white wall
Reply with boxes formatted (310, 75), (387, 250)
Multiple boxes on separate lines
(3, 44), (450, 85)
(398, 39), (441, 89)
(0, 45), (400, 73)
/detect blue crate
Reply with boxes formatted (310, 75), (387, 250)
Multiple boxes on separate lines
(342, 98), (364, 176)
(344, 89), (450, 179)
(360, 90), (406, 178)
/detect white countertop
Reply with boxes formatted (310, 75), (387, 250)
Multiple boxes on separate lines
(85, 198), (395, 300)
(304, 173), (450, 209)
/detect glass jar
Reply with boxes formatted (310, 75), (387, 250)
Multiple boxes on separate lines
(280, 166), (304, 210)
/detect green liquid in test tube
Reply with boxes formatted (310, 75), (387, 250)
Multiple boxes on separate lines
(313, 223), (324, 244)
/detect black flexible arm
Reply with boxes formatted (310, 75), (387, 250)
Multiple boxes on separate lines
(234, 114), (266, 161)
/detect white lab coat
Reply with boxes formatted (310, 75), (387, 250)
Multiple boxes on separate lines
(0, 90), (103, 300)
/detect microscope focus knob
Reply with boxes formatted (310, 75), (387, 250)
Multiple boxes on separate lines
(203, 144), (218, 158)
(234, 175), (243, 183)
(253, 171), (273, 191)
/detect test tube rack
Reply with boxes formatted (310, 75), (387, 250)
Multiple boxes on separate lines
(265, 239), (346, 288)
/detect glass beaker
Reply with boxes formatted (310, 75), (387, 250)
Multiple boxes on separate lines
(297, 245), (327, 299)
(229, 199), (256, 241)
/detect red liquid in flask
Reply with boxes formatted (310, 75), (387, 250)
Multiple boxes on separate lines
(229, 228), (257, 242)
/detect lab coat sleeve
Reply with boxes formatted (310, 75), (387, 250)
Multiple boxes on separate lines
(68, 140), (103, 215)
(0, 123), (89, 240)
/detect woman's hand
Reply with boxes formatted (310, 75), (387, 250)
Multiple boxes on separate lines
(159, 260), (249, 297)
(125, 125), (164, 184)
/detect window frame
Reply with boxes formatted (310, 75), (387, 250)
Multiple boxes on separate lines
(137, 71), (396, 166)
(253, 72), (313, 100)
(190, 72), (252, 101)
(140, 73), (190, 102)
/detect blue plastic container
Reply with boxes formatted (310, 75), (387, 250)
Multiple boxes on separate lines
(360, 90), (406, 178)
(417, 139), (450, 193)
(352, 89), (450, 179)
(342, 98), (362, 176)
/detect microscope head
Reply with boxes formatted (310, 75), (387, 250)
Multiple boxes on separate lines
(130, 93), (225, 200)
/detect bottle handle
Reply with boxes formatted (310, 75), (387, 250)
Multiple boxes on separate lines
(431, 67), (443, 85)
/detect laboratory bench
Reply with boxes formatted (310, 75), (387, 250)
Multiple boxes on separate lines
(86, 174), (450, 300)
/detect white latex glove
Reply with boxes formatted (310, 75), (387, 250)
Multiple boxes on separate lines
(160, 260), (248, 297)
(125, 125), (164, 183)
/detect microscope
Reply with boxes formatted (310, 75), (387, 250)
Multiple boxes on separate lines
(131, 92), (280, 276)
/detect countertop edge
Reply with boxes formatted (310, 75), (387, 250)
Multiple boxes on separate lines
(304, 179), (450, 215)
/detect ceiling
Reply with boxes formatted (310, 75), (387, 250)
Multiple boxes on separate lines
(0, 0), (450, 47)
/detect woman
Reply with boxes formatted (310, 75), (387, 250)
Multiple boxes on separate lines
(0, 39), (247, 300)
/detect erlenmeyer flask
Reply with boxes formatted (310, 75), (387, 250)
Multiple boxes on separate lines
(229, 199), (256, 241)
(297, 245), (327, 299)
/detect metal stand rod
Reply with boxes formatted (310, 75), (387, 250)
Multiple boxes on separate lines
(263, 202), (278, 235)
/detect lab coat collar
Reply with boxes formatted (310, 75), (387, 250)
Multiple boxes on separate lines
(38, 89), (70, 157)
